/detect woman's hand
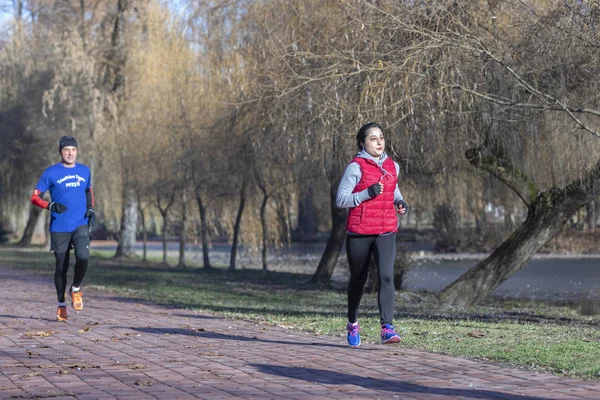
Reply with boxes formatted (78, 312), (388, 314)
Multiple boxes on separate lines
(367, 182), (383, 198)
(396, 200), (408, 215)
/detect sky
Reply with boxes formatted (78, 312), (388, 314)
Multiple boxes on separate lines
(0, 0), (187, 40)
(0, 1), (14, 40)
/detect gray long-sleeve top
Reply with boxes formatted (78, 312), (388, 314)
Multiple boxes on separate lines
(336, 150), (404, 209)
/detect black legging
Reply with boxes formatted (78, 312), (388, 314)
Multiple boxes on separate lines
(51, 225), (90, 303)
(346, 232), (396, 325)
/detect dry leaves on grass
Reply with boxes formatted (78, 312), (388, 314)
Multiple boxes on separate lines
(277, 324), (295, 330)
(467, 330), (486, 338)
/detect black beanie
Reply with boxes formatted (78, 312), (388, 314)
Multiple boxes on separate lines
(59, 136), (78, 152)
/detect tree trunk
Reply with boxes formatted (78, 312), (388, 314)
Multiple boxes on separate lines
(260, 194), (269, 272)
(311, 200), (347, 285)
(195, 189), (212, 269)
(365, 256), (378, 293)
(137, 199), (147, 261)
(115, 185), (138, 257)
(277, 195), (291, 246)
(160, 210), (168, 264)
(141, 215), (147, 261)
(394, 245), (411, 290)
(312, 132), (347, 285)
(229, 178), (247, 271)
(414, 209), (420, 231)
(108, 0), (132, 256)
(43, 214), (50, 246)
(439, 189), (588, 306)
(586, 200), (597, 232)
(178, 189), (187, 268)
(441, 148), (600, 306)
(298, 187), (318, 241)
(474, 204), (487, 236)
(18, 205), (42, 246)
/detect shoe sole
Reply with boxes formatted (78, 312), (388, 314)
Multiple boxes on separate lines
(348, 340), (361, 348)
(381, 336), (402, 344)
(71, 294), (83, 311)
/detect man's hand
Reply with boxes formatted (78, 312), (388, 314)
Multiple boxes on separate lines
(396, 200), (408, 215)
(367, 182), (383, 198)
(48, 202), (67, 214)
(85, 208), (96, 226)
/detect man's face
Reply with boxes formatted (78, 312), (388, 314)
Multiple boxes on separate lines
(60, 146), (78, 166)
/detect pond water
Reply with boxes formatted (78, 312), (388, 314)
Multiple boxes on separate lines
(92, 240), (600, 306)
(406, 257), (600, 303)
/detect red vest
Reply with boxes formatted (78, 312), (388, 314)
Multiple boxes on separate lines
(346, 157), (398, 235)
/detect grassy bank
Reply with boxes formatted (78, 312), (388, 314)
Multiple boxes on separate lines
(1, 246), (599, 379)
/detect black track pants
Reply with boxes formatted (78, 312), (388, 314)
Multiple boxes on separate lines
(50, 224), (90, 303)
(346, 232), (396, 325)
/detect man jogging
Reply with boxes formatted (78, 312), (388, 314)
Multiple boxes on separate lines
(31, 136), (96, 321)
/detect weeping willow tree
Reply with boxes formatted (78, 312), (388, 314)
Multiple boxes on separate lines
(1, 2), (113, 245)
(237, 0), (600, 299)
(343, 0), (600, 305)
(116, 1), (200, 262)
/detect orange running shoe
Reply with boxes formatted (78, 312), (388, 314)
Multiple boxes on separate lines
(70, 288), (83, 311)
(57, 306), (68, 322)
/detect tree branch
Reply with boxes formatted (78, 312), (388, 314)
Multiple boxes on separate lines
(465, 147), (538, 207)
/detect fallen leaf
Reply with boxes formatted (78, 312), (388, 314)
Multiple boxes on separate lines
(26, 350), (39, 357)
(134, 380), (153, 386)
(467, 330), (486, 338)
(24, 331), (54, 338)
(64, 363), (100, 370)
(20, 371), (43, 379)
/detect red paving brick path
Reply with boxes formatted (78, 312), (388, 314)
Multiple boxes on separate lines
(0, 265), (599, 400)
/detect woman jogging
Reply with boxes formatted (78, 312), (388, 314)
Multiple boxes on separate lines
(31, 136), (96, 322)
(336, 122), (408, 347)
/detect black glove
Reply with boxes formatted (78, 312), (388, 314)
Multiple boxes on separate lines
(367, 183), (382, 198)
(85, 208), (96, 226)
(48, 202), (67, 214)
(397, 199), (408, 212)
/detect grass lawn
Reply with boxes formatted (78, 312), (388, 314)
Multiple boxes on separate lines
(1, 245), (599, 379)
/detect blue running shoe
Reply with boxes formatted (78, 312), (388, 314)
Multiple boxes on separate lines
(381, 324), (402, 344)
(347, 322), (361, 347)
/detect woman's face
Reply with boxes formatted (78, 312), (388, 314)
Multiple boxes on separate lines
(361, 127), (385, 158)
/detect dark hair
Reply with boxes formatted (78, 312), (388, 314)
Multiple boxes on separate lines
(356, 122), (382, 150)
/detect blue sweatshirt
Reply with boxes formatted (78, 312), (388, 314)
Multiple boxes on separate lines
(35, 162), (91, 232)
